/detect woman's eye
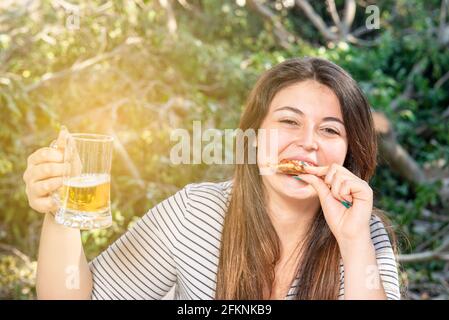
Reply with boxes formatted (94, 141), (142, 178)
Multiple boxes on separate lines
(322, 128), (340, 135)
(280, 119), (299, 126)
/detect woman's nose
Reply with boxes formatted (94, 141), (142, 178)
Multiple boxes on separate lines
(294, 128), (318, 151)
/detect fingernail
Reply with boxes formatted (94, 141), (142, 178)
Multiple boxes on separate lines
(341, 200), (352, 208)
(293, 176), (302, 181)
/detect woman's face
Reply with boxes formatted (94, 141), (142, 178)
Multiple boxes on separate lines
(257, 80), (348, 201)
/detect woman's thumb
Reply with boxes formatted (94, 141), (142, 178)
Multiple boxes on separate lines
(54, 125), (69, 149)
(295, 173), (330, 201)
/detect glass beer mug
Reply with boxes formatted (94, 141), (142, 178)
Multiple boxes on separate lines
(52, 133), (114, 230)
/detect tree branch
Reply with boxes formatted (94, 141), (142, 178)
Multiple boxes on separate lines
(443, 105), (449, 118)
(102, 96), (147, 190)
(347, 34), (380, 46)
(247, 0), (295, 49)
(373, 111), (427, 184)
(159, 0), (178, 36)
(351, 24), (376, 37)
(399, 236), (449, 263)
(326, 0), (342, 29)
(176, 0), (192, 10)
(0, 243), (31, 264)
(295, 0), (337, 41)
(296, 0), (378, 45)
(415, 221), (449, 251)
(390, 58), (428, 111)
(109, 131), (146, 190)
(438, 0), (449, 45)
(25, 37), (142, 92)
(342, 0), (356, 35)
(434, 70), (449, 89)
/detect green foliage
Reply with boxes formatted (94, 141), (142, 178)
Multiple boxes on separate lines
(0, 252), (36, 299)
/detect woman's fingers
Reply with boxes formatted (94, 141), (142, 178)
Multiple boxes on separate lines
(324, 165), (338, 186)
(23, 127), (71, 215)
(329, 174), (346, 203)
(340, 180), (354, 204)
(298, 173), (354, 208)
(31, 176), (64, 197)
(27, 147), (64, 166)
(28, 196), (58, 214)
(328, 170), (355, 203)
(330, 175), (354, 204)
(343, 179), (372, 202)
(295, 173), (331, 202)
(302, 165), (329, 177)
(30, 162), (70, 182)
(303, 163), (355, 181)
(300, 163), (371, 209)
(52, 126), (69, 150)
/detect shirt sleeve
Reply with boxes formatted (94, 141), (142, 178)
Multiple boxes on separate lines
(370, 214), (401, 300)
(88, 187), (188, 300)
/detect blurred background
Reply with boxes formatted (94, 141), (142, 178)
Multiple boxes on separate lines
(0, 0), (448, 300)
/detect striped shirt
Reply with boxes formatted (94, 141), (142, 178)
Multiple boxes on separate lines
(89, 180), (401, 300)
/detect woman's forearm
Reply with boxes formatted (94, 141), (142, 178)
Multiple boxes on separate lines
(338, 232), (387, 300)
(36, 213), (93, 300)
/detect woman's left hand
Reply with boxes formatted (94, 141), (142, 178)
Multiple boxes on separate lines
(296, 163), (373, 243)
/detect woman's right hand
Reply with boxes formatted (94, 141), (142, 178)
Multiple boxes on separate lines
(23, 127), (70, 214)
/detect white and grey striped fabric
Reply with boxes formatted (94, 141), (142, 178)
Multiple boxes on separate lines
(89, 180), (401, 300)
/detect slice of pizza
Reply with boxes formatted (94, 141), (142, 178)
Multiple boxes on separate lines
(275, 159), (310, 175)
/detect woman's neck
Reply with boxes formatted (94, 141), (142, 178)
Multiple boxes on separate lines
(266, 190), (320, 255)
(266, 191), (320, 299)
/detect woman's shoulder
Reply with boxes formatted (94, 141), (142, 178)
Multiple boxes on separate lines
(183, 180), (233, 211)
(163, 179), (233, 220)
(369, 213), (395, 254)
(143, 180), (233, 238)
(185, 180), (233, 197)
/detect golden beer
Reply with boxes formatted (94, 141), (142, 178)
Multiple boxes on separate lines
(61, 174), (110, 213)
(57, 174), (112, 229)
(53, 133), (113, 230)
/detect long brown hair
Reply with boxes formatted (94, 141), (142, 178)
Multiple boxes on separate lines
(215, 57), (397, 299)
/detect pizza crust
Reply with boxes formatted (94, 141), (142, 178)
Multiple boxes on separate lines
(276, 159), (308, 175)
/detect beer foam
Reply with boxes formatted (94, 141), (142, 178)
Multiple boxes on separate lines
(64, 174), (110, 188)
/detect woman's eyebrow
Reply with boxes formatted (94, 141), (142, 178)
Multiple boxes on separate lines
(275, 106), (304, 115)
(275, 106), (345, 125)
(322, 117), (345, 126)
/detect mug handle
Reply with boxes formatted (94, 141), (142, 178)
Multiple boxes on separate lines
(49, 127), (72, 212)
(49, 139), (64, 212)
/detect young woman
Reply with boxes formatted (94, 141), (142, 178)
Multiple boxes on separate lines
(23, 57), (400, 300)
